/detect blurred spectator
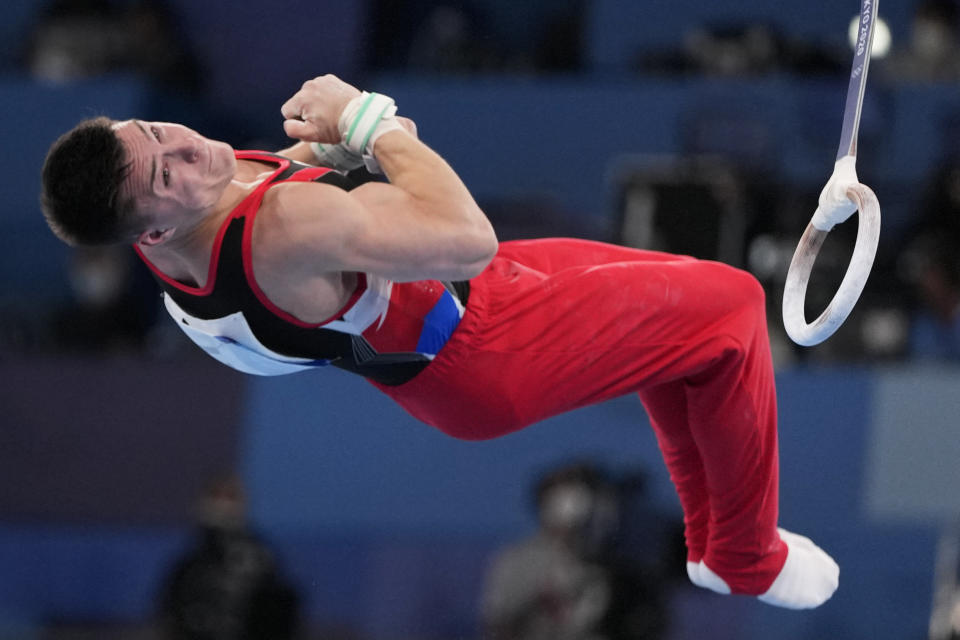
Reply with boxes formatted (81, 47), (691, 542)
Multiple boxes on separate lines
(930, 521), (960, 640)
(24, 0), (200, 91)
(52, 246), (160, 353)
(912, 159), (960, 241)
(636, 22), (846, 77)
(25, 0), (121, 81)
(480, 461), (669, 640)
(158, 475), (301, 640)
(407, 4), (502, 73)
(879, 0), (960, 82)
(369, 0), (584, 74)
(901, 232), (960, 361)
(368, 1), (501, 73)
(682, 23), (785, 76)
(528, 1), (584, 72)
(898, 158), (960, 361)
(480, 0), (585, 72)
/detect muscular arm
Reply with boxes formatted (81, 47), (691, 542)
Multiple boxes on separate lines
(260, 128), (497, 283)
(265, 75), (497, 284)
(359, 127), (497, 277)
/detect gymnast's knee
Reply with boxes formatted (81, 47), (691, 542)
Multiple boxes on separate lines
(705, 262), (767, 313)
(706, 264), (769, 346)
(732, 267), (767, 312)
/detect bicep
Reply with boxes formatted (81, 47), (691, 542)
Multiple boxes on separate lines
(277, 182), (492, 282)
(349, 182), (496, 280)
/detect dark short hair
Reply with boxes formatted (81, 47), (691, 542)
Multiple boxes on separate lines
(40, 116), (141, 246)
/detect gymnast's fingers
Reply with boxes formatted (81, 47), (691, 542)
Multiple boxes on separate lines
(283, 118), (316, 141)
(280, 94), (304, 122)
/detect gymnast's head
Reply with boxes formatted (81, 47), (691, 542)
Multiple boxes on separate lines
(41, 116), (236, 248)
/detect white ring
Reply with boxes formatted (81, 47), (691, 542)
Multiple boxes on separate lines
(782, 183), (881, 346)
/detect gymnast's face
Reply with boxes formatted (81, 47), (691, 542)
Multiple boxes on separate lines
(113, 119), (236, 243)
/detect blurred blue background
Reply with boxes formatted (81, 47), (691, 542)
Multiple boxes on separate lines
(4, 0), (960, 638)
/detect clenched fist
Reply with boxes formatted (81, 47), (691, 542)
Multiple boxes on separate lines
(281, 74), (361, 144)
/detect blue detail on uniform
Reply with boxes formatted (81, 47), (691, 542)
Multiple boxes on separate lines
(415, 289), (461, 356)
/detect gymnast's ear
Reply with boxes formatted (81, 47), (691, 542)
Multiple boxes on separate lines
(137, 227), (175, 246)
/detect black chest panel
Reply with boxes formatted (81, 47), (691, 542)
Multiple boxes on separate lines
(156, 157), (431, 385)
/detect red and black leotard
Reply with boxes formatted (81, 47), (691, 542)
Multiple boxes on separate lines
(138, 153), (795, 596)
(135, 151), (468, 386)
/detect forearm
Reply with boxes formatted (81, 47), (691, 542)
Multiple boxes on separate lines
(279, 76), (498, 272)
(275, 141), (318, 164)
(374, 131), (492, 234)
(373, 129), (497, 267)
(331, 89), (493, 244)
(281, 123), (487, 237)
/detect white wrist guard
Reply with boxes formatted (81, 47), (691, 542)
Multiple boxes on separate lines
(338, 91), (404, 157)
(309, 142), (364, 171)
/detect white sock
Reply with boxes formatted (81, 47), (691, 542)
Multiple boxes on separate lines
(687, 560), (731, 594)
(757, 528), (839, 609)
(686, 528), (838, 609)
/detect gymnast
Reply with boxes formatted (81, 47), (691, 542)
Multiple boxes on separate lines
(40, 73), (839, 608)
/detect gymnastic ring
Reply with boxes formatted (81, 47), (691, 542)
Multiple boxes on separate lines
(782, 183), (881, 347)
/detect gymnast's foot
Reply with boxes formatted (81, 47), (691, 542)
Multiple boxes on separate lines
(686, 528), (839, 609)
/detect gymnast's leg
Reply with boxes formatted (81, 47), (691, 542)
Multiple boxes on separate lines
(495, 246), (839, 608)
(638, 266), (838, 608)
(638, 382), (709, 566)
(390, 241), (839, 608)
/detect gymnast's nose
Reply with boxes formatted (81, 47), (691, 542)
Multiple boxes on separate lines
(169, 136), (202, 163)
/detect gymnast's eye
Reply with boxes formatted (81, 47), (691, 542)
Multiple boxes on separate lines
(151, 126), (161, 142)
(162, 166), (170, 187)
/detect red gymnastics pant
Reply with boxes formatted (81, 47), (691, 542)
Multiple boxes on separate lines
(372, 238), (787, 595)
